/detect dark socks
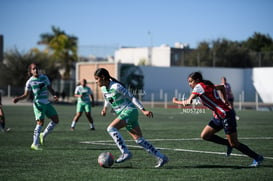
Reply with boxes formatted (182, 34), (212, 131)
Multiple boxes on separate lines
(206, 135), (229, 146)
(236, 143), (259, 160)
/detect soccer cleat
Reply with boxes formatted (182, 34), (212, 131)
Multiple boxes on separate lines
(155, 155), (169, 168)
(226, 145), (233, 157)
(39, 133), (44, 145)
(70, 127), (75, 131)
(90, 127), (95, 131)
(249, 155), (264, 167)
(30, 144), (43, 151)
(115, 152), (132, 163)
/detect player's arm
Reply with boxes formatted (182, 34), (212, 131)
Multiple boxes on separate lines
(101, 100), (108, 116)
(172, 93), (197, 106)
(215, 84), (228, 104)
(47, 85), (58, 101)
(13, 90), (30, 103)
(90, 93), (95, 107)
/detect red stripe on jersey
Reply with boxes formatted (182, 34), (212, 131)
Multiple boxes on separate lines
(192, 82), (230, 119)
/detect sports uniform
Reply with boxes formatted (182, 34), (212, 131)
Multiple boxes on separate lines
(25, 74), (57, 120)
(192, 82), (236, 134)
(101, 81), (144, 131)
(75, 85), (93, 113)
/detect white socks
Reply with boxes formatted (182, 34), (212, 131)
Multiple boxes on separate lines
(33, 124), (42, 145)
(107, 126), (129, 154)
(136, 137), (164, 159)
(42, 121), (56, 139)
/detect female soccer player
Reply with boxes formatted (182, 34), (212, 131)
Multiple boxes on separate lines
(172, 72), (263, 167)
(94, 68), (168, 168)
(13, 63), (59, 150)
(70, 79), (95, 131)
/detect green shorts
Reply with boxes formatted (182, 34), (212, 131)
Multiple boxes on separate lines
(118, 107), (139, 131)
(33, 102), (58, 121)
(76, 102), (91, 113)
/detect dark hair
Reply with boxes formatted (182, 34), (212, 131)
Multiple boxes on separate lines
(94, 68), (125, 86)
(188, 72), (214, 86)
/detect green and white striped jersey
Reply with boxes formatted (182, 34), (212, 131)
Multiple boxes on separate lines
(101, 81), (144, 115)
(75, 85), (93, 103)
(25, 74), (51, 104)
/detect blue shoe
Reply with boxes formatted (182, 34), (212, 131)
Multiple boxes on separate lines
(249, 155), (264, 167)
(226, 145), (233, 157)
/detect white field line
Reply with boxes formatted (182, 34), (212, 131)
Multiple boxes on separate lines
(80, 137), (273, 160)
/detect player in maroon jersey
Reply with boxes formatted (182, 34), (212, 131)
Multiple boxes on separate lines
(172, 72), (263, 167)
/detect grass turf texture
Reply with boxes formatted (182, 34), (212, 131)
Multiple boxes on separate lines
(0, 105), (273, 181)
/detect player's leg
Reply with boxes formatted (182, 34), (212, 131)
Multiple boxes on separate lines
(226, 132), (263, 167)
(71, 103), (83, 130)
(71, 112), (82, 130)
(40, 104), (59, 145)
(31, 103), (44, 150)
(107, 118), (131, 163)
(84, 103), (95, 130)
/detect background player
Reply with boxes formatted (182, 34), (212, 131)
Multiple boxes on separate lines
(70, 79), (95, 131)
(13, 63), (59, 150)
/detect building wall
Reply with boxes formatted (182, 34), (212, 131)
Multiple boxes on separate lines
(76, 62), (273, 103)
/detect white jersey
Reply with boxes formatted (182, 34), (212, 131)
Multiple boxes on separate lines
(101, 81), (144, 114)
(74, 85), (93, 103)
(25, 74), (50, 104)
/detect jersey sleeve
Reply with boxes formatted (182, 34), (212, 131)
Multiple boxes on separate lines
(116, 83), (144, 110)
(192, 84), (204, 96)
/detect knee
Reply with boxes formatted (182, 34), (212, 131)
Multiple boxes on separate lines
(200, 132), (211, 141)
(107, 126), (117, 133)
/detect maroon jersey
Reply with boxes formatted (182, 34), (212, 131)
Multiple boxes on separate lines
(192, 82), (231, 119)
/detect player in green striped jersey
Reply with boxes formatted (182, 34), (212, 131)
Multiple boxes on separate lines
(13, 63), (59, 151)
(94, 68), (168, 168)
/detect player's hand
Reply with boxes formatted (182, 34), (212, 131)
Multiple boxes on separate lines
(142, 110), (153, 118)
(13, 98), (18, 103)
(172, 97), (178, 104)
(101, 108), (107, 116)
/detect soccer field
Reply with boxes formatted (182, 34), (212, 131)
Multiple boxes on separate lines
(1, 105), (273, 181)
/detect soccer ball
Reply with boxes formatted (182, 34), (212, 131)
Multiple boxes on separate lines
(98, 152), (114, 168)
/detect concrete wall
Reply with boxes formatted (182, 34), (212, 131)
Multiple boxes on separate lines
(76, 62), (273, 103)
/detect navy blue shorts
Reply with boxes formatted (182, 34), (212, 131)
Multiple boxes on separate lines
(208, 110), (237, 134)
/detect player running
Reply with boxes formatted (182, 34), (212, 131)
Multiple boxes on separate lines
(94, 68), (168, 168)
(13, 63), (59, 150)
(172, 71), (263, 167)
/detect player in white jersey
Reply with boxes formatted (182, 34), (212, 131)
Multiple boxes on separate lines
(13, 63), (59, 151)
(70, 79), (95, 130)
(94, 68), (168, 168)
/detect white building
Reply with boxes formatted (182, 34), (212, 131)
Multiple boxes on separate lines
(114, 43), (189, 67)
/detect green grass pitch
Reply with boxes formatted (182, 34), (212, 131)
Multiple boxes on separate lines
(0, 105), (273, 181)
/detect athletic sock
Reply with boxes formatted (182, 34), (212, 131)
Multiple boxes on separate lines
(71, 121), (76, 128)
(0, 122), (5, 129)
(42, 121), (56, 139)
(33, 124), (42, 145)
(136, 137), (164, 159)
(236, 143), (260, 159)
(206, 135), (230, 146)
(107, 126), (129, 154)
(89, 123), (95, 129)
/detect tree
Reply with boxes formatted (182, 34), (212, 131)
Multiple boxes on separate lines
(0, 49), (60, 88)
(38, 26), (78, 79)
